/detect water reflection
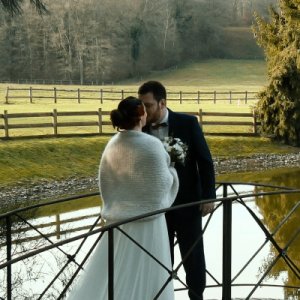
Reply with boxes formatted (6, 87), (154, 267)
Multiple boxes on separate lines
(253, 170), (300, 299)
(0, 168), (299, 299)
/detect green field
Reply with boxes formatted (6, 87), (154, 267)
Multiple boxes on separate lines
(0, 59), (267, 138)
(1, 59), (297, 188)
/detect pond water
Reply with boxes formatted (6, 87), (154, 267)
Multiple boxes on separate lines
(0, 167), (299, 300)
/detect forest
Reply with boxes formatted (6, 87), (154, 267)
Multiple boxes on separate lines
(0, 0), (277, 83)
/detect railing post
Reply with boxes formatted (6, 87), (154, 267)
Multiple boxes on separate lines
(108, 228), (114, 300)
(6, 216), (12, 300)
(222, 183), (232, 300)
(229, 91), (232, 104)
(214, 91), (216, 104)
(197, 91), (200, 104)
(179, 91), (182, 104)
(245, 91), (248, 104)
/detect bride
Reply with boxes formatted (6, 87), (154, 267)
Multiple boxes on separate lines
(68, 96), (179, 300)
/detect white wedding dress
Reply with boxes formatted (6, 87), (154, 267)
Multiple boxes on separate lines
(68, 215), (174, 300)
(68, 131), (179, 300)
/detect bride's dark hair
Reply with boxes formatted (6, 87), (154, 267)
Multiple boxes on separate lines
(110, 96), (145, 130)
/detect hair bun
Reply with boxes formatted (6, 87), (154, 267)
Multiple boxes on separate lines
(110, 96), (144, 130)
(110, 109), (124, 128)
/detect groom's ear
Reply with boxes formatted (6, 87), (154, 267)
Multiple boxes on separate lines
(159, 99), (166, 108)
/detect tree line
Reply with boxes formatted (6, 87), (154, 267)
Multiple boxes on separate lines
(0, 0), (276, 83)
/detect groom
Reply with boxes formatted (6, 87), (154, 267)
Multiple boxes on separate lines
(138, 81), (216, 300)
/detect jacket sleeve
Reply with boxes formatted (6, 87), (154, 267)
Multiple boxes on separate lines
(190, 117), (216, 200)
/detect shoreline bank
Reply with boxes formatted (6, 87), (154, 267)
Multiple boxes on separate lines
(1, 152), (300, 208)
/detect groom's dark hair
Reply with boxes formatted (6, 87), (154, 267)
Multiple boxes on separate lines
(138, 81), (167, 103)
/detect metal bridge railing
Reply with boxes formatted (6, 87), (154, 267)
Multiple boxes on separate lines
(0, 182), (299, 300)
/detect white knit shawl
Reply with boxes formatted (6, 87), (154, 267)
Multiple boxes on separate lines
(99, 130), (179, 221)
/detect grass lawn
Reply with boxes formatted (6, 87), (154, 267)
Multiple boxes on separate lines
(0, 60), (266, 137)
(0, 59), (267, 138)
(0, 135), (298, 188)
(0, 59), (297, 188)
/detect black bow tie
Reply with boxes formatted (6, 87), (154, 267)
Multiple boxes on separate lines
(151, 122), (168, 130)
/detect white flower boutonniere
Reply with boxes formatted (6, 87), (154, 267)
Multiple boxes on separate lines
(162, 136), (188, 165)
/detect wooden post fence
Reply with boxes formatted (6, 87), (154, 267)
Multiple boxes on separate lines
(253, 111), (257, 134)
(100, 89), (103, 104)
(53, 109), (58, 136)
(29, 87), (33, 103)
(0, 109), (261, 139)
(4, 110), (9, 138)
(98, 108), (102, 134)
(77, 89), (81, 104)
(54, 88), (57, 104)
(3, 87), (259, 104)
(5, 87), (9, 104)
(199, 109), (203, 130)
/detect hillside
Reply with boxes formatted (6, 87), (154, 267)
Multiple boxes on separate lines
(119, 59), (267, 90)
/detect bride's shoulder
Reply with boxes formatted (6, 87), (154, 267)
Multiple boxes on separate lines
(140, 132), (162, 145)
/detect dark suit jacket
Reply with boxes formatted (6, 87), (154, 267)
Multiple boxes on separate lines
(144, 109), (216, 217)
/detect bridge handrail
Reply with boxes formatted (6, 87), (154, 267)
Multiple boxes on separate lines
(1, 182), (300, 300)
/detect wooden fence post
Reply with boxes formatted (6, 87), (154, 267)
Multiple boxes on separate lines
(77, 88), (81, 104)
(121, 90), (124, 100)
(199, 109), (203, 131)
(245, 91), (248, 104)
(214, 91), (216, 104)
(54, 87), (57, 104)
(100, 89), (103, 104)
(4, 110), (9, 138)
(53, 109), (58, 136)
(180, 91), (182, 104)
(29, 87), (33, 103)
(197, 91), (200, 104)
(98, 108), (102, 134)
(229, 91), (232, 104)
(5, 87), (9, 104)
(253, 110), (257, 134)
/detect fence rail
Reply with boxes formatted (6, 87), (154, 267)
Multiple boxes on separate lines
(4, 87), (258, 104)
(0, 109), (260, 139)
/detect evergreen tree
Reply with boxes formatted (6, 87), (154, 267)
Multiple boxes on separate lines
(253, 1), (300, 146)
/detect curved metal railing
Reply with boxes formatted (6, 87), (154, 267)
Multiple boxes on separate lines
(0, 182), (299, 300)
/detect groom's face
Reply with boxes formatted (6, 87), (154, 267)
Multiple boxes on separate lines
(139, 92), (165, 125)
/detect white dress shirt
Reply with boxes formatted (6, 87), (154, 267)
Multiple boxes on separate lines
(150, 108), (169, 141)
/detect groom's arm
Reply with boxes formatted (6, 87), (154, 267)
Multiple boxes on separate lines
(190, 116), (216, 201)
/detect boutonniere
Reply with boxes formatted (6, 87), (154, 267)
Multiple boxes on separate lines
(162, 136), (188, 165)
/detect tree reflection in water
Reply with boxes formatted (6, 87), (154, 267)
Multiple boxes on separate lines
(0, 195), (102, 299)
(254, 169), (300, 299)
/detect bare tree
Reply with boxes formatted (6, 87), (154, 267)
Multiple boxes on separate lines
(0, 0), (47, 15)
